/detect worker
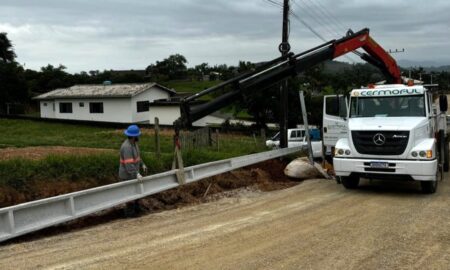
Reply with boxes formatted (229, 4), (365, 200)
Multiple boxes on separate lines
(119, 124), (148, 216)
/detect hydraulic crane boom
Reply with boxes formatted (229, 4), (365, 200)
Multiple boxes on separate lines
(175, 28), (401, 129)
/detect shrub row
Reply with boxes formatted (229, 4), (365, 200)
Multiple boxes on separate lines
(0, 147), (264, 192)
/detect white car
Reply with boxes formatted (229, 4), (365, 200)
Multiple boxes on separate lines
(266, 128), (323, 158)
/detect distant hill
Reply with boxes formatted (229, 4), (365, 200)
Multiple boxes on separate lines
(323, 61), (353, 73)
(322, 60), (378, 74)
(322, 60), (450, 74)
(397, 60), (450, 72)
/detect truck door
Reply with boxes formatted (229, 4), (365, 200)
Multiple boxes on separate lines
(323, 95), (348, 155)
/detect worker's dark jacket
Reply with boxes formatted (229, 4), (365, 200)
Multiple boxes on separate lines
(119, 139), (145, 180)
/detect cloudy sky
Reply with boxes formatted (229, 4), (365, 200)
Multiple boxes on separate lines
(1, 0), (449, 73)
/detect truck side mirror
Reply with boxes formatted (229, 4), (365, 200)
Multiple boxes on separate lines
(439, 95), (448, 112)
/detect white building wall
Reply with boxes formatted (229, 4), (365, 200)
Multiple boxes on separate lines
(132, 87), (171, 123)
(39, 100), (55, 118)
(53, 98), (132, 123)
(149, 106), (180, 125)
(192, 115), (226, 127)
(148, 106), (229, 127)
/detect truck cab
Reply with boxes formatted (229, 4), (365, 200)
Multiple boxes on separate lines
(325, 84), (448, 193)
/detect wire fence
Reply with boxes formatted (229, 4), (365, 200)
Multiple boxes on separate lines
(180, 127), (215, 150)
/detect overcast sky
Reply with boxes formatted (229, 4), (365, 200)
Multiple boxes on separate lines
(1, 0), (449, 73)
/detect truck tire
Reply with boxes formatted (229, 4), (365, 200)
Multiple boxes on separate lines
(421, 180), (437, 194)
(341, 176), (359, 189)
(444, 138), (449, 172)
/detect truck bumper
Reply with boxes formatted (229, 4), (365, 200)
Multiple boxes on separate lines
(334, 157), (437, 181)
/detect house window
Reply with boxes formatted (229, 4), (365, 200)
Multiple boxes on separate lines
(43, 102), (47, 106)
(89, 102), (104, 113)
(79, 102), (84, 107)
(59, 103), (73, 113)
(136, 101), (149, 112)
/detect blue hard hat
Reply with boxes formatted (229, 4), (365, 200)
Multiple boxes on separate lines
(124, 125), (141, 137)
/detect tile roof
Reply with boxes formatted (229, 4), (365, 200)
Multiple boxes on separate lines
(34, 83), (176, 100)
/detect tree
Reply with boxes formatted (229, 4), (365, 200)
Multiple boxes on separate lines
(146, 54), (188, 81)
(0, 32), (27, 114)
(194, 63), (209, 75)
(0, 62), (27, 113)
(31, 64), (72, 93)
(0, 32), (16, 63)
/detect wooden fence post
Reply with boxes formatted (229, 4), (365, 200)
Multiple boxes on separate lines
(154, 117), (161, 159)
(208, 127), (212, 146)
(216, 129), (220, 151)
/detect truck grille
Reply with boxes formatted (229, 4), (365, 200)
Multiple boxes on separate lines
(351, 131), (409, 155)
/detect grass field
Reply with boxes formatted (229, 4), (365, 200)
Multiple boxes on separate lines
(0, 119), (262, 155)
(0, 118), (267, 203)
(163, 80), (221, 94)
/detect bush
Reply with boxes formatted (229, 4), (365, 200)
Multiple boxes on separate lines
(0, 154), (118, 190)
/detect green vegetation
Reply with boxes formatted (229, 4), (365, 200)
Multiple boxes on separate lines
(0, 119), (264, 154)
(0, 119), (267, 199)
(163, 80), (222, 93)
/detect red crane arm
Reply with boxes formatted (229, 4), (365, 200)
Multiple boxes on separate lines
(333, 30), (402, 84)
(176, 28), (403, 128)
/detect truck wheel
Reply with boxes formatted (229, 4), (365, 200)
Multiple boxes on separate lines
(421, 180), (437, 194)
(341, 176), (359, 189)
(444, 139), (449, 172)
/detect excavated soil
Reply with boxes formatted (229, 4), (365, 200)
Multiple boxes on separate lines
(3, 177), (450, 269)
(2, 159), (299, 243)
(0, 146), (113, 161)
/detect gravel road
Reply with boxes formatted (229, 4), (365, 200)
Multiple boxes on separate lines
(1, 176), (450, 269)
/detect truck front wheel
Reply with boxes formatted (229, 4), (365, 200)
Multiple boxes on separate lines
(421, 180), (437, 194)
(341, 176), (360, 189)
(444, 139), (449, 172)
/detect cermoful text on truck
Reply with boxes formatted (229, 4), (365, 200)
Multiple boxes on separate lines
(323, 84), (449, 193)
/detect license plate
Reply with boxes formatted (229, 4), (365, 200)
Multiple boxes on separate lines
(370, 162), (389, 168)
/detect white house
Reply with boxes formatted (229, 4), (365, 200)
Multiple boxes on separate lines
(148, 100), (232, 127)
(34, 83), (176, 123)
(148, 100), (267, 127)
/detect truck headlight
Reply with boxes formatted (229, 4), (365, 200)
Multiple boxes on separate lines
(345, 150), (351, 155)
(411, 151), (418, 157)
(419, 151), (426, 157)
(335, 148), (344, 156)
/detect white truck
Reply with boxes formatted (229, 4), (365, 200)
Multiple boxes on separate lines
(266, 128), (323, 158)
(323, 84), (448, 193)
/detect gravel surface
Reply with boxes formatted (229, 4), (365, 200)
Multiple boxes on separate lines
(1, 176), (450, 269)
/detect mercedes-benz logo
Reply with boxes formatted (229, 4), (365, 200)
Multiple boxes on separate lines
(373, 133), (386, 146)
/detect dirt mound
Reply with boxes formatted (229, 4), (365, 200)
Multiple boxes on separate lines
(138, 159), (297, 212)
(4, 159), (300, 243)
(0, 146), (113, 161)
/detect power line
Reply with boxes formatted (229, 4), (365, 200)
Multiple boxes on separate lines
(263, 0), (283, 9)
(289, 9), (358, 63)
(262, 0), (359, 63)
(302, 0), (365, 61)
(293, 0), (340, 40)
(313, 0), (348, 31)
(302, 0), (348, 38)
(292, 0), (358, 63)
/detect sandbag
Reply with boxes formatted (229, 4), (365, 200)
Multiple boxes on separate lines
(284, 157), (330, 179)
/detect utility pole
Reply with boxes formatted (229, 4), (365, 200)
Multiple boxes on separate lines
(279, 0), (290, 148)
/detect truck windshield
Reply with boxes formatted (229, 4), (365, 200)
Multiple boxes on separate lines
(350, 95), (425, 118)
